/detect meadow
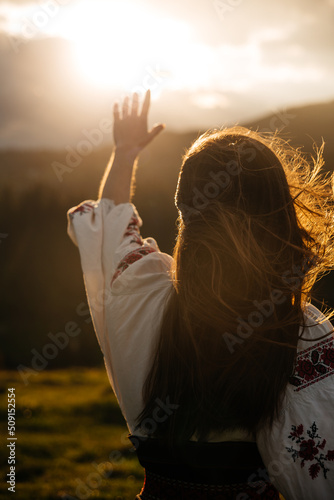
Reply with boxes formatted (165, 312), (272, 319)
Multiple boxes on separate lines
(0, 368), (144, 500)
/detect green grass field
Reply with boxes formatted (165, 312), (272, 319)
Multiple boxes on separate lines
(0, 368), (144, 500)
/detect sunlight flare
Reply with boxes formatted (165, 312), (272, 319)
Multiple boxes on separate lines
(56, 0), (191, 90)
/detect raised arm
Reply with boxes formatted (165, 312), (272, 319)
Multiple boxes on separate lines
(98, 90), (165, 204)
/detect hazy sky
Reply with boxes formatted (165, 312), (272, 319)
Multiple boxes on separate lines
(0, 0), (333, 148)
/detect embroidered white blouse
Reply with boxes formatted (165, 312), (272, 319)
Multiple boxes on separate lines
(68, 198), (334, 500)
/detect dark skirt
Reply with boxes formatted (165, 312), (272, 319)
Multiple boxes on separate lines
(129, 434), (282, 500)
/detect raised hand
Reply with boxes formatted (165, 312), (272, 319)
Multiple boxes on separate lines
(99, 90), (165, 202)
(113, 90), (165, 155)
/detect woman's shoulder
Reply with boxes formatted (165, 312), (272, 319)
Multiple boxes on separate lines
(288, 303), (334, 393)
(110, 247), (173, 295)
(300, 302), (333, 341)
(257, 303), (334, 499)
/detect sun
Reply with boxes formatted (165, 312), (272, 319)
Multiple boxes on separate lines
(55, 0), (191, 91)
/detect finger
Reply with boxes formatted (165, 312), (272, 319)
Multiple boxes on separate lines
(140, 89), (151, 118)
(113, 102), (120, 122)
(139, 123), (166, 148)
(122, 95), (130, 119)
(131, 92), (139, 117)
(144, 123), (165, 145)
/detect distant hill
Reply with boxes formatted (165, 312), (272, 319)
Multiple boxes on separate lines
(245, 99), (334, 169)
(0, 99), (333, 197)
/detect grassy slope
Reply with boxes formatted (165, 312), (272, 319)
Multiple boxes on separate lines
(0, 368), (144, 500)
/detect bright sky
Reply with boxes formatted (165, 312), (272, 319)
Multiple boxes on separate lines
(0, 0), (333, 148)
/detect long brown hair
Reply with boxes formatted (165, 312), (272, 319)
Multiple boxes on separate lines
(136, 127), (334, 445)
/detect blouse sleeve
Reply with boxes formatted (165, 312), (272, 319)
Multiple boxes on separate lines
(67, 198), (173, 430)
(256, 303), (334, 500)
(67, 197), (170, 349)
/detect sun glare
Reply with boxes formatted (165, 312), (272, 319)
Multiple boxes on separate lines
(56, 0), (191, 91)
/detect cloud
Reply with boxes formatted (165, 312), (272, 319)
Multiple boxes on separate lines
(0, 0), (333, 147)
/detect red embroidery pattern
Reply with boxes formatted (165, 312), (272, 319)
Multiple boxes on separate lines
(289, 337), (334, 391)
(286, 422), (334, 479)
(111, 247), (157, 285)
(123, 216), (143, 245)
(69, 202), (94, 219)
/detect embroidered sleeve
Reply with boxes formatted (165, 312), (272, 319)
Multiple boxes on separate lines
(289, 337), (334, 391)
(68, 202), (94, 220)
(111, 247), (157, 285)
(110, 213), (158, 285)
(67, 198), (163, 352)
